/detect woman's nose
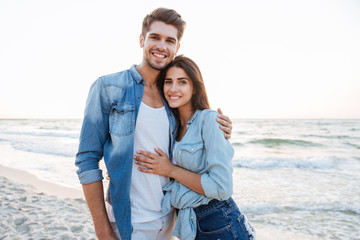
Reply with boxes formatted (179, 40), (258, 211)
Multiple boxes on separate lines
(170, 83), (178, 92)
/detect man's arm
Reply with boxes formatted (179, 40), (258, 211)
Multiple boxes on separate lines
(216, 108), (233, 139)
(82, 182), (117, 240)
(75, 78), (115, 239)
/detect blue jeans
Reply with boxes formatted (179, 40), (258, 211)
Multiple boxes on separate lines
(194, 198), (256, 240)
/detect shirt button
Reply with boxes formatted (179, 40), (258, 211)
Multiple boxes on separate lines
(137, 96), (140, 99)
(227, 224), (231, 228)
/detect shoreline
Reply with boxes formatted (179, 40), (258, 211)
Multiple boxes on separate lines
(0, 165), (325, 239)
(0, 164), (83, 199)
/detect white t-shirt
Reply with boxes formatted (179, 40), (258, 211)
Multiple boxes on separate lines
(106, 101), (170, 223)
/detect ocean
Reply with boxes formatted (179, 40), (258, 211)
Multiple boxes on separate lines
(0, 118), (359, 240)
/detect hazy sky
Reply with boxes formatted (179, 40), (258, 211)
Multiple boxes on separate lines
(1, 0), (359, 119)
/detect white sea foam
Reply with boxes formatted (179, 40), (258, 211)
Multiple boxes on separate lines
(232, 156), (340, 170)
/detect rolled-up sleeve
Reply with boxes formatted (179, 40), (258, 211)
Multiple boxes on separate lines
(75, 78), (111, 184)
(200, 111), (234, 200)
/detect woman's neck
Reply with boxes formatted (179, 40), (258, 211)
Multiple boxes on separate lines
(178, 107), (195, 128)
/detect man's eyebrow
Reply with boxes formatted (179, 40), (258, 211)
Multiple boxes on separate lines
(148, 33), (177, 42)
(167, 37), (177, 42)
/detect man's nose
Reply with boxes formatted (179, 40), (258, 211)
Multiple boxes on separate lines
(157, 40), (166, 51)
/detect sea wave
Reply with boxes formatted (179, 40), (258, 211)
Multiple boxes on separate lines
(241, 203), (360, 215)
(301, 134), (358, 140)
(10, 141), (77, 157)
(343, 142), (360, 149)
(247, 138), (321, 148)
(1, 130), (79, 139)
(232, 156), (340, 170)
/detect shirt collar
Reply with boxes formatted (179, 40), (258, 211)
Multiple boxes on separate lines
(186, 110), (201, 127)
(130, 65), (144, 84)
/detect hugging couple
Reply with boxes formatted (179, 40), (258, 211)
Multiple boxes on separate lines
(75, 7), (255, 240)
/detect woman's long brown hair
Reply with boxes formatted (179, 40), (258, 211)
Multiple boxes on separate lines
(157, 55), (210, 118)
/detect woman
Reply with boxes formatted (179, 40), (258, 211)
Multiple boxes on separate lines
(134, 55), (255, 240)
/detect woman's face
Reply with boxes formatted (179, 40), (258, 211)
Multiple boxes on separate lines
(163, 66), (194, 111)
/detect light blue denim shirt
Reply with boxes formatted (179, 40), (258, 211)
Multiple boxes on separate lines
(75, 65), (176, 240)
(161, 109), (234, 240)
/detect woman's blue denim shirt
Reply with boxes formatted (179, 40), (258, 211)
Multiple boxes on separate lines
(161, 109), (234, 240)
(75, 65), (176, 240)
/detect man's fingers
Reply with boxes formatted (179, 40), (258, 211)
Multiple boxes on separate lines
(220, 125), (232, 135)
(224, 133), (231, 140)
(218, 114), (232, 125)
(217, 108), (224, 115)
(217, 118), (233, 130)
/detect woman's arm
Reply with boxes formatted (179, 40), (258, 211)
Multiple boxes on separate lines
(199, 110), (234, 200)
(134, 149), (205, 195)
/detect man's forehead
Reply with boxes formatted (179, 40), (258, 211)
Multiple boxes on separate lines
(146, 21), (178, 40)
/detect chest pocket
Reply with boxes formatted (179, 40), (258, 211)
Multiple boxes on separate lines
(109, 103), (135, 136)
(178, 142), (205, 172)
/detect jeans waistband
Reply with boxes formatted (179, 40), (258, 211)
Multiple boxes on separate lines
(194, 197), (235, 216)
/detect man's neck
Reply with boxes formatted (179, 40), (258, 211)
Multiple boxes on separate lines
(136, 60), (164, 108)
(136, 61), (160, 86)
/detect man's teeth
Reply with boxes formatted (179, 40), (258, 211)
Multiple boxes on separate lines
(154, 53), (165, 58)
(170, 96), (180, 100)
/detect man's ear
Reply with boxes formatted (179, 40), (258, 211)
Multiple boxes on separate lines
(139, 34), (144, 48)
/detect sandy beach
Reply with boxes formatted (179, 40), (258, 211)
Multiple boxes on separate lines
(0, 165), (96, 239)
(0, 164), (325, 240)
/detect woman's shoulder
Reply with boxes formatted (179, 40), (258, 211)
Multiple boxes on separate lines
(197, 109), (219, 122)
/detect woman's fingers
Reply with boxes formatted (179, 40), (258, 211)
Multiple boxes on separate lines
(135, 160), (153, 170)
(134, 154), (160, 170)
(134, 155), (153, 164)
(136, 150), (158, 159)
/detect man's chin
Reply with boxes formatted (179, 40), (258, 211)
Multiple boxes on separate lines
(147, 60), (170, 71)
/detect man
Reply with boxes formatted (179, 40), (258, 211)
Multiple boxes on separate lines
(75, 8), (232, 240)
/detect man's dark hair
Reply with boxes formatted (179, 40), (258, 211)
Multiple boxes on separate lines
(142, 8), (186, 41)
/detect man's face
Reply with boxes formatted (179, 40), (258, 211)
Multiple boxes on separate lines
(140, 21), (180, 71)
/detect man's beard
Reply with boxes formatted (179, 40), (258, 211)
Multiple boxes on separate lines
(145, 57), (168, 71)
